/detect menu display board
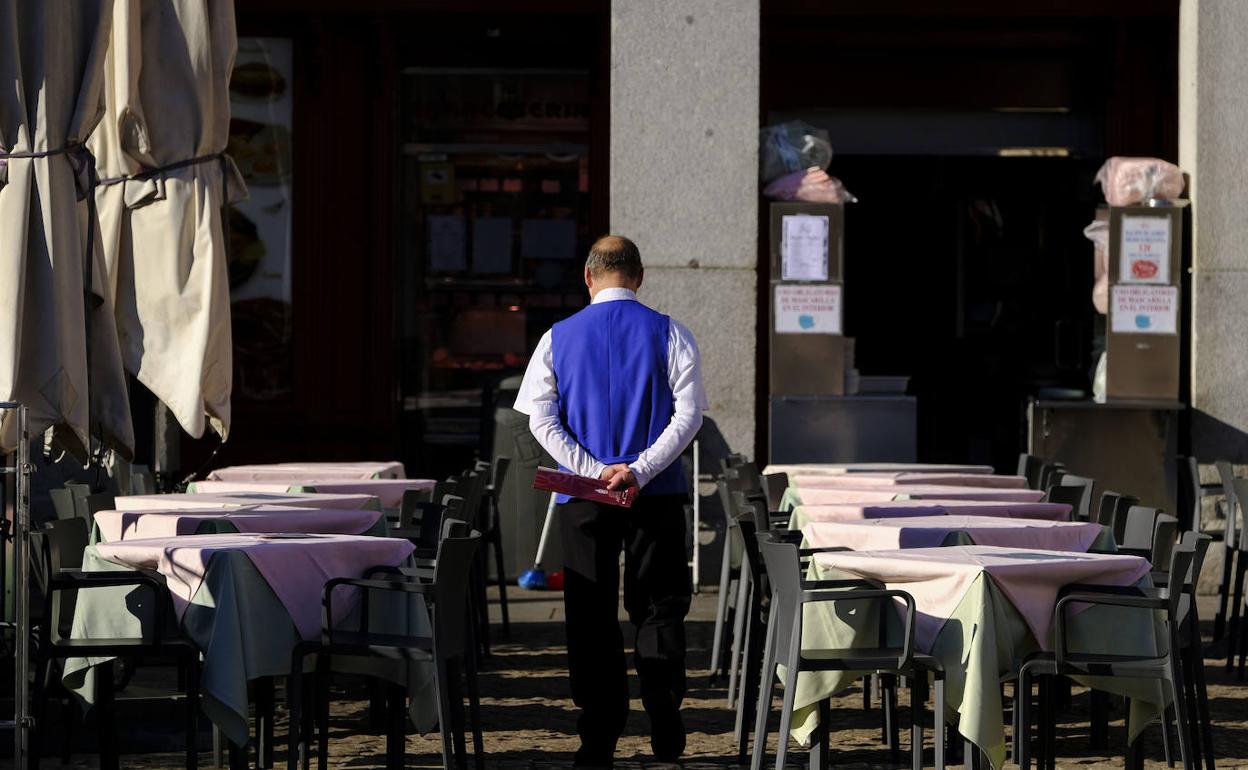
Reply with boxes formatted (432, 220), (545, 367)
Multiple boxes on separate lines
(780, 214), (830, 281)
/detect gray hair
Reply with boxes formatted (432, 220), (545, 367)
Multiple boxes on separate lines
(586, 235), (643, 279)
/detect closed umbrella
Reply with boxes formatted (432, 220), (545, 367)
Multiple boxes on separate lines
(0, 0), (135, 461)
(90, 0), (245, 442)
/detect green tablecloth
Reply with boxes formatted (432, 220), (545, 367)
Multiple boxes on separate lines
(798, 526), (1118, 554)
(62, 548), (435, 745)
(786, 566), (1163, 769)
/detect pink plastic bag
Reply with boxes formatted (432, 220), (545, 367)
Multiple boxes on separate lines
(763, 167), (857, 204)
(1095, 157), (1185, 206)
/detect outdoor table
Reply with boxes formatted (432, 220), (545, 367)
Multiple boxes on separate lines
(787, 500), (1072, 529)
(206, 461), (406, 481)
(188, 478), (436, 509)
(780, 485), (1046, 511)
(791, 545), (1160, 768)
(63, 533), (433, 747)
(113, 491), (381, 511)
(801, 515), (1113, 552)
(91, 505), (389, 544)
(764, 463), (995, 476)
(791, 472), (1027, 489)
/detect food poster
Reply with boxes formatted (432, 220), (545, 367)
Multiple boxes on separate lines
(227, 38), (294, 400)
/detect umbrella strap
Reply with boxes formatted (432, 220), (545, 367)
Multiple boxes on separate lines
(97, 152), (227, 186)
(0, 143), (103, 465)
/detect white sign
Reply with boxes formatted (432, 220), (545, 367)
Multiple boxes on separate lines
(775, 284), (842, 334)
(781, 214), (829, 281)
(1119, 215), (1170, 284)
(1111, 284), (1178, 335)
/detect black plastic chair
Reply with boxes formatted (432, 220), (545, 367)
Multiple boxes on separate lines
(1056, 474), (1097, 521)
(1212, 460), (1239, 642)
(478, 456), (512, 635)
(29, 524), (200, 770)
(1044, 485), (1087, 521)
(752, 534), (945, 770)
(1018, 540), (1201, 770)
(1017, 453), (1043, 490)
(1094, 491), (1123, 529)
(288, 529), (485, 770)
(760, 472), (790, 514)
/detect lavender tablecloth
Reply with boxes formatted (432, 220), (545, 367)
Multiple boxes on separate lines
(206, 460), (406, 481)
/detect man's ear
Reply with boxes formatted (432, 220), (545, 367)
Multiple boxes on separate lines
(634, 268), (644, 292)
(584, 266), (593, 290)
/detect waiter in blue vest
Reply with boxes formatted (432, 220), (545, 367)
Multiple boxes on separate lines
(514, 235), (708, 767)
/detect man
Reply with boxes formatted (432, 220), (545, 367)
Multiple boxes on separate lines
(514, 235), (708, 767)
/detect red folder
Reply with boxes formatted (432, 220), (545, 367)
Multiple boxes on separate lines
(533, 466), (637, 508)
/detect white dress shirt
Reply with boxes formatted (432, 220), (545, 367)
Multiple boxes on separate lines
(513, 287), (709, 489)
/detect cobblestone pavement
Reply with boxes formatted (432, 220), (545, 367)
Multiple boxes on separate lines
(13, 592), (1248, 769)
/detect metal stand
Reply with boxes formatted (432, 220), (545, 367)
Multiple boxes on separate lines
(1, 403), (33, 767)
(690, 439), (700, 592)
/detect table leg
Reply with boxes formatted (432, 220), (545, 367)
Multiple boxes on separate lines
(228, 739), (249, 770)
(385, 682), (406, 770)
(97, 660), (120, 770)
(809, 699), (831, 770)
(1090, 689), (1109, 748)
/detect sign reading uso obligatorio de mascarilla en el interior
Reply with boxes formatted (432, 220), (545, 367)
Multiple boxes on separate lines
(1111, 284), (1178, 335)
(775, 284), (842, 334)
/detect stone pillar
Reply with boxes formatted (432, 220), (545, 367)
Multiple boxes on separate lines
(610, 0), (760, 457)
(1181, 0), (1248, 461)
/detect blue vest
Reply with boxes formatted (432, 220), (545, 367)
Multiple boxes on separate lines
(550, 298), (687, 499)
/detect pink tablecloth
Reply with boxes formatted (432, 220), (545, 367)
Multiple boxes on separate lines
(799, 499), (1072, 523)
(94, 506), (384, 543)
(803, 515), (1105, 552)
(192, 479), (435, 509)
(793, 485), (1045, 504)
(114, 492), (377, 511)
(95, 533), (414, 639)
(765, 463), (995, 476)
(812, 545), (1150, 652)
(794, 472), (1027, 489)
(206, 461), (406, 482)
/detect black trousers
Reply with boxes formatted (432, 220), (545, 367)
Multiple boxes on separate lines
(559, 494), (692, 763)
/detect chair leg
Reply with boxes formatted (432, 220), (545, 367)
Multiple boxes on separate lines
(1160, 703), (1174, 768)
(1089, 689), (1109, 748)
(1213, 547), (1235, 642)
(735, 605), (761, 762)
(186, 656), (201, 770)
(463, 633), (486, 769)
(910, 671), (928, 770)
(709, 537), (734, 684)
(1018, 668), (1033, 770)
(773, 626), (802, 770)
(1225, 557), (1246, 670)
(28, 654), (50, 770)
(882, 673), (900, 761)
(256, 675), (275, 769)
(286, 667), (302, 770)
(751, 606), (780, 770)
(863, 674), (873, 710)
(433, 654), (457, 769)
(1169, 636), (1195, 770)
(97, 659), (120, 770)
(1191, 640), (1216, 770)
(215, 724), (224, 768)
(726, 569), (751, 709)
(491, 535), (511, 636)
(316, 656), (330, 770)
(934, 674), (946, 770)
(384, 682), (406, 770)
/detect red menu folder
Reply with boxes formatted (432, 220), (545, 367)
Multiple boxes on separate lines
(533, 466), (637, 508)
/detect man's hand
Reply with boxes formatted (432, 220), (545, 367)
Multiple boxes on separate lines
(600, 463), (638, 492)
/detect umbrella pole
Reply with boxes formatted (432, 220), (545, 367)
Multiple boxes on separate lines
(1, 403), (32, 767)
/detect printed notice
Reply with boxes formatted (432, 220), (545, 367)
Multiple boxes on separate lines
(781, 214), (830, 281)
(427, 215), (467, 272)
(1119, 215), (1171, 284)
(1111, 284), (1178, 335)
(775, 284), (842, 334)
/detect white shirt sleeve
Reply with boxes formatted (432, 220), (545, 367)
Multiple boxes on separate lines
(513, 330), (607, 480)
(628, 319), (708, 488)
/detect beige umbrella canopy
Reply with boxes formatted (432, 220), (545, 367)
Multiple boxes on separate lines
(91, 0), (246, 443)
(0, 0), (136, 461)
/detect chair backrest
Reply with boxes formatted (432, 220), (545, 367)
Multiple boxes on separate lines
(756, 534), (804, 657)
(46, 518), (89, 571)
(721, 453), (748, 474)
(491, 456), (512, 502)
(1111, 495), (1140, 543)
(1038, 463), (1066, 491)
(1150, 514), (1179, 572)
(1233, 478), (1248, 554)
(1217, 460), (1238, 546)
(1058, 474), (1097, 521)
(130, 464), (155, 495)
(715, 479), (736, 526)
(430, 531), (483, 658)
(49, 488), (77, 521)
(760, 472), (789, 512)
(1179, 455), (1202, 532)
(1121, 506), (1161, 551)
(724, 462), (761, 494)
(736, 514), (763, 584)
(71, 491), (115, 524)
(1017, 453), (1042, 489)
(1162, 542), (1197, 622)
(1044, 485), (1085, 518)
(1095, 491), (1121, 527)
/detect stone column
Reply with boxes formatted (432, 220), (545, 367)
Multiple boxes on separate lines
(610, 0), (760, 457)
(1181, 0), (1248, 461)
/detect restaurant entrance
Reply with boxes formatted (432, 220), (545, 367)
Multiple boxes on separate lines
(759, 1), (1180, 469)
